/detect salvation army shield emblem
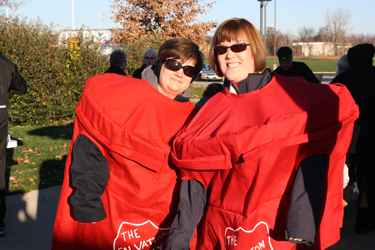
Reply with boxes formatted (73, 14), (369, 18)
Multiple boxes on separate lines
(113, 220), (169, 250)
(224, 221), (274, 250)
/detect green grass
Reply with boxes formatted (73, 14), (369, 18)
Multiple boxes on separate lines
(6, 123), (73, 194)
(266, 59), (337, 72)
(191, 85), (206, 100)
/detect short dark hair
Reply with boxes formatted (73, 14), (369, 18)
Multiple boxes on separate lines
(277, 46), (293, 60)
(156, 38), (203, 81)
(110, 49), (127, 67)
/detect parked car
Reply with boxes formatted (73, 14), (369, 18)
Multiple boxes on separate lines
(197, 63), (223, 81)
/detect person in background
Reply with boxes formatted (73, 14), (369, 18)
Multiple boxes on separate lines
(0, 55), (27, 237)
(335, 54), (349, 75)
(104, 49), (128, 75)
(132, 49), (158, 79)
(51, 37), (202, 250)
(166, 18), (358, 250)
(195, 83), (224, 109)
(273, 46), (320, 83)
(331, 43), (375, 234)
(335, 53), (351, 210)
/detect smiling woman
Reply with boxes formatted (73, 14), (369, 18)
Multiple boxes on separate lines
(166, 18), (358, 250)
(51, 38), (204, 250)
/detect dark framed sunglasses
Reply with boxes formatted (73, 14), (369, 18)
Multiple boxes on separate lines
(215, 43), (251, 55)
(163, 59), (197, 78)
(145, 57), (155, 60)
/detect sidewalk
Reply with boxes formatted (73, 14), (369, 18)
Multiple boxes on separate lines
(1, 185), (61, 250)
(1, 185), (374, 249)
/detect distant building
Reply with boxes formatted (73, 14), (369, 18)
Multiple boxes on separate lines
(292, 42), (352, 56)
(59, 29), (119, 56)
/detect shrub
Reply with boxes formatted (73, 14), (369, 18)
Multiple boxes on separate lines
(0, 17), (109, 125)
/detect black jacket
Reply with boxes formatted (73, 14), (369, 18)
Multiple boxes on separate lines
(274, 61), (320, 83)
(331, 43), (375, 153)
(104, 65), (126, 76)
(132, 64), (146, 79)
(0, 55), (27, 130)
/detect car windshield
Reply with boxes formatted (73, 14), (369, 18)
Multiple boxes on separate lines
(203, 64), (212, 71)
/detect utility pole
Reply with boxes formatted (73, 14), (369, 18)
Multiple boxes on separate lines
(72, 0), (75, 30)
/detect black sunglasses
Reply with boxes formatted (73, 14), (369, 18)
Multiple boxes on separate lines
(163, 59), (197, 78)
(145, 57), (155, 60)
(215, 43), (251, 55)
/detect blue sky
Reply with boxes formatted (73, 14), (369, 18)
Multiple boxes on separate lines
(5, 0), (375, 36)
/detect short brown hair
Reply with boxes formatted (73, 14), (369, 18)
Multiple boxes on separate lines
(209, 18), (266, 77)
(156, 38), (203, 81)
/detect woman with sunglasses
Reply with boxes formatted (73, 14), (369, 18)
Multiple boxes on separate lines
(52, 38), (202, 250)
(132, 48), (158, 79)
(166, 18), (358, 249)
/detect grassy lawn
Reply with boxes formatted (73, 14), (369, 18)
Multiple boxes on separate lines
(191, 85), (206, 100)
(6, 123), (73, 195)
(266, 59), (337, 72)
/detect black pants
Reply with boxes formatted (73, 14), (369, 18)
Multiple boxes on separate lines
(0, 129), (7, 227)
(346, 153), (375, 230)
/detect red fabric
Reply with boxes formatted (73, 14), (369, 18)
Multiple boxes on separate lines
(172, 74), (359, 250)
(52, 74), (196, 250)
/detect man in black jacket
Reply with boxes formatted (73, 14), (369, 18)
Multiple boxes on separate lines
(273, 46), (320, 83)
(331, 43), (375, 234)
(104, 49), (127, 75)
(0, 55), (27, 237)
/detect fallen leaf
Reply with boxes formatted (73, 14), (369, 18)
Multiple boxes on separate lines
(62, 143), (67, 148)
(24, 155), (29, 159)
(9, 176), (16, 181)
(49, 147), (53, 151)
(16, 157), (25, 164)
(29, 178), (34, 182)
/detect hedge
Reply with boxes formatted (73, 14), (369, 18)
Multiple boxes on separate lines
(0, 17), (109, 125)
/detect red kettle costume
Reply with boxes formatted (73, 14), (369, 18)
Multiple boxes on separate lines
(52, 74), (196, 250)
(172, 75), (359, 249)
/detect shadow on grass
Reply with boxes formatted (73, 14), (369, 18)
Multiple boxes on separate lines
(27, 123), (73, 190)
(5, 123), (74, 195)
(38, 154), (68, 190)
(28, 123), (74, 140)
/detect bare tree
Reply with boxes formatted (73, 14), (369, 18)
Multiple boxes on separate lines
(322, 7), (351, 56)
(348, 33), (375, 47)
(278, 31), (294, 48)
(109, 0), (217, 45)
(298, 26), (315, 56)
